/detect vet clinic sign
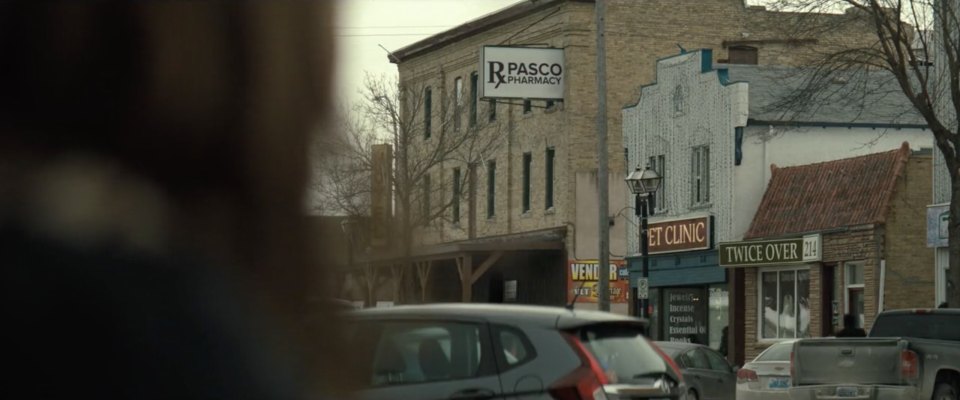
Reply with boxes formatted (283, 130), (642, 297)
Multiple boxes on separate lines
(480, 46), (565, 100)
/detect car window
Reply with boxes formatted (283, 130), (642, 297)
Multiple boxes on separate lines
(369, 321), (489, 387)
(755, 342), (793, 362)
(869, 314), (960, 340)
(686, 349), (710, 369)
(702, 348), (731, 372)
(496, 326), (535, 369)
(577, 324), (671, 384)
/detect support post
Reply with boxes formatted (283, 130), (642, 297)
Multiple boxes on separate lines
(595, 0), (611, 312)
(639, 194), (650, 318)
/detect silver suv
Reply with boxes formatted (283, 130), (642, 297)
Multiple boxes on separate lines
(346, 303), (687, 400)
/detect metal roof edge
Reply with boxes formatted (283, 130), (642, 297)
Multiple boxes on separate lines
(390, 0), (585, 64)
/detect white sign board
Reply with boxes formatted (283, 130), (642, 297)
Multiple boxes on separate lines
(504, 280), (518, 302)
(802, 234), (821, 262)
(637, 277), (649, 300)
(480, 46), (565, 100)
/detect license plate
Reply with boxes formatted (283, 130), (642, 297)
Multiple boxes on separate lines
(836, 386), (859, 397)
(767, 377), (789, 389)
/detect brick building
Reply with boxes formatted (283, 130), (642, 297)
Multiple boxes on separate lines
(723, 144), (934, 360)
(622, 49), (931, 364)
(375, 0), (881, 313)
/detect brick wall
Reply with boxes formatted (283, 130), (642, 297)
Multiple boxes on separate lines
(396, 0), (882, 257)
(883, 153), (935, 309)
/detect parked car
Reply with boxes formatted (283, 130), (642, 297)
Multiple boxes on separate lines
(345, 303), (687, 400)
(654, 341), (736, 400)
(734, 340), (796, 400)
(790, 308), (960, 400)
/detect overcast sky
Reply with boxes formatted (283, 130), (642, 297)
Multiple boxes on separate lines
(334, 0), (521, 105)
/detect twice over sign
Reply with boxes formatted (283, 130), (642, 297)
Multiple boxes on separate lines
(480, 46), (565, 100)
(718, 234), (821, 267)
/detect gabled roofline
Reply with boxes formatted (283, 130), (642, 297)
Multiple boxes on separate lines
(390, 0), (593, 64)
(622, 49), (740, 110)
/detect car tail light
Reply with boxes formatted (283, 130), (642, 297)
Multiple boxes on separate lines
(549, 333), (609, 400)
(648, 339), (685, 384)
(737, 368), (759, 384)
(900, 349), (919, 382)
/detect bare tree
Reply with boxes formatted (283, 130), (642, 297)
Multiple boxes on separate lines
(314, 73), (505, 303)
(764, 0), (959, 306)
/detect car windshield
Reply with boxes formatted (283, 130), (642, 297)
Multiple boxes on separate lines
(577, 324), (670, 384)
(755, 341), (793, 362)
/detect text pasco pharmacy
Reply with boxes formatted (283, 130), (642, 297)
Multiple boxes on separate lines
(480, 46), (565, 100)
(487, 61), (562, 88)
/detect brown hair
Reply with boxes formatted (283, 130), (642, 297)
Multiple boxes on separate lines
(0, 1), (344, 394)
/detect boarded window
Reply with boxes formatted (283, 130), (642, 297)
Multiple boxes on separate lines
(728, 46), (758, 65)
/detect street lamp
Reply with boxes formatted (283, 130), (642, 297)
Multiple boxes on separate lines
(625, 164), (662, 319)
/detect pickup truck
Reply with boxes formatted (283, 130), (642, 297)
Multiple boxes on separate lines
(789, 308), (960, 400)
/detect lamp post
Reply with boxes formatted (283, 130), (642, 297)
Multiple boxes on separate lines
(625, 164), (662, 319)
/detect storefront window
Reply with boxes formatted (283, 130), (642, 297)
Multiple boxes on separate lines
(708, 285), (729, 352)
(760, 268), (811, 339)
(663, 287), (707, 344)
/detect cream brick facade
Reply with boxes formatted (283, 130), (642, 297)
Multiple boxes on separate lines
(391, 0), (883, 308)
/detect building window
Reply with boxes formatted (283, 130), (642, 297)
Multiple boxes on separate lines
(452, 168), (461, 224)
(545, 99), (555, 110)
(844, 261), (865, 329)
(649, 154), (666, 211)
(487, 161), (496, 218)
(488, 99), (496, 122)
(421, 174), (431, 225)
(545, 147), (555, 209)
(424, 87), (432, 139)
(470, 72), (478, 128)
(454, 77), (463, 132)
(523, 99), (531, 114)
(760, 268), (811, 339)
(692, 146), (710, 205)
(673, 85), (685, 115)
(728, 46), (758, 65)
(734, 127), (743, 166)
(522, 152), (532, 213)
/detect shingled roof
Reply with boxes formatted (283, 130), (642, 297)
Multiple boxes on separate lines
(744, 142), (911, 239)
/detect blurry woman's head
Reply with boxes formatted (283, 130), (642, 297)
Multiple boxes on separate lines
(0, 1), (343, 394)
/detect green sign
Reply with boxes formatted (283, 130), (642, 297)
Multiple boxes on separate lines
(719, 234), (821, 268)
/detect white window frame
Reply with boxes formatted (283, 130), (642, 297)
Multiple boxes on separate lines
(844, 261), (866, 328)
(757, 265), (812, 343)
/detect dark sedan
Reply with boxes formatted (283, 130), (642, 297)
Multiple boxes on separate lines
(654, 341), (736, 400)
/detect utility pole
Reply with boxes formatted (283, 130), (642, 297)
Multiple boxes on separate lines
(595, 0), (610, 312)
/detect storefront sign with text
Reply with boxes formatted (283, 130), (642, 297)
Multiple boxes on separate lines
(567, 260), (628, 304)
(718, 234), (821, 267)
(648, 216), (711, 254)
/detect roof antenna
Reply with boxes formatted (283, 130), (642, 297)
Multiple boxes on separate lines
(379, 43), (400, 63)
(566, 281), (588, 310)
